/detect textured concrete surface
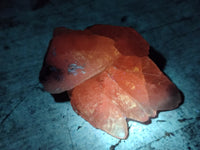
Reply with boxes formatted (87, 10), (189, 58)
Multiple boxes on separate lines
(0, 0), (200, 149)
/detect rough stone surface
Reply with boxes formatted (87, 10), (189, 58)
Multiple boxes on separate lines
(0, 0), (200, 149)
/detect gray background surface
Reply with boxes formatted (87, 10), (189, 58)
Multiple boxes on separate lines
(0, 0), (200, 149)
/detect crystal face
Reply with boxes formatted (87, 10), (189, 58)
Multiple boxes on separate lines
(39, 24), (182, 139)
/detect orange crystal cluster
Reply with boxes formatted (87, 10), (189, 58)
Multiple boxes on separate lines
(39, 24), (181, 139)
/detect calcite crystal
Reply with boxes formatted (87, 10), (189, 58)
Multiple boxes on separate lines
(39, 24), (181, 139)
